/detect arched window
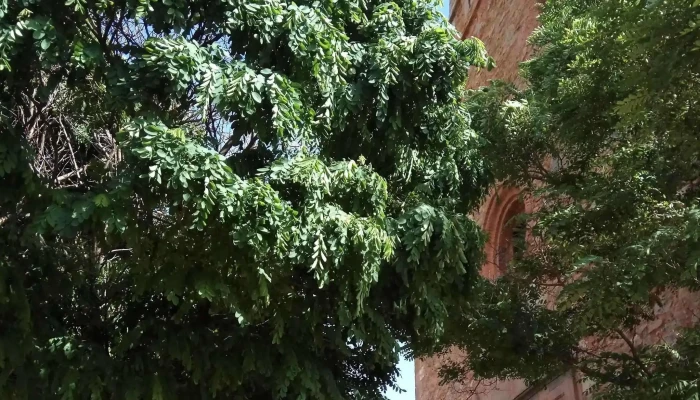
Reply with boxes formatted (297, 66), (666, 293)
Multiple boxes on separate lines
(496, 200), (526, 272)
(479, 187), (528, 279)
(512, 218), (528, 261)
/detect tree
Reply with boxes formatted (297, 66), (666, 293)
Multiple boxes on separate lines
(434, 0), (700, 398)
(0, 0), (493, 398)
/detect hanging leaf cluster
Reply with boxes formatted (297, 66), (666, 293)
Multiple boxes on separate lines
(0, 0), (493, 398)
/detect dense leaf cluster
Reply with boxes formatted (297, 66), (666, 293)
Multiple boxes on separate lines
(0, 0), (492, 398)
(436, 0), (700, 398)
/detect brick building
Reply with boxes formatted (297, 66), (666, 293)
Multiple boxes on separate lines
(414, 1), (700, 399)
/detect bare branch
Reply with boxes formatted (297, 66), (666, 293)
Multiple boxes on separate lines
(614, 328), (651, 377)
(219, 130), (244, 156)
(57, 164), (89, 183)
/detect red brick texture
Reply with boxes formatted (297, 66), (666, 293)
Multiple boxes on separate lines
(415, 1), (542, 397)
(415, 1), (700, 399)
(452, 0), (541, 89)
(414, 188), (542, 400)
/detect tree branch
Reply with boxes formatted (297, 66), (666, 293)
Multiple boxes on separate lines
(57, 164), (89, 183)
(219, 130), (244, 155)
(614, 328), (651, 377)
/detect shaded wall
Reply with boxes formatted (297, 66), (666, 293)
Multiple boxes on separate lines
(416, 2), (542, 396)
(416, 1), (700, 399)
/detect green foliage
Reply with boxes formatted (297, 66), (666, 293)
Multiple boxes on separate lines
(435, 0), (700, 398)
(0, 0), (492, 398)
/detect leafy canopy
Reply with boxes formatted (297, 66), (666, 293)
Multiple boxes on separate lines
(435, 0), (700, 398)
(0, 0), (493, 398)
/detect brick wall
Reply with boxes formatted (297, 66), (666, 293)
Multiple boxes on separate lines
(415, 2), (541, 398)
(414, 188), (541, 400)
(415, 1), (700, 399)
(451, 0), (540, 89)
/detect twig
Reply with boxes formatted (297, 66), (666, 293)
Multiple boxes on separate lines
(38, 128), (46, 168)
(108, 248), (133, 253)
(56, 164), (89, 183)
(58, 116), (81, 180)
(614, 328), (650, 377)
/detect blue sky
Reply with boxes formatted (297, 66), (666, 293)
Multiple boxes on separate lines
(386, 2), (449, 399)
(386, 356), (416, 400)
(438, 0), (449, 18)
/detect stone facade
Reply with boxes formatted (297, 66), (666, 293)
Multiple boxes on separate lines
(415, 1), (700, 399)
(450, 0), (540, 89)
(415, 2), (543, 397)
(415, 188), (546, 400)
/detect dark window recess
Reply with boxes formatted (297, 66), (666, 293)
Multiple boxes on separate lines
(498, 215), (527, 271)
(512, 219), (527, 261)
